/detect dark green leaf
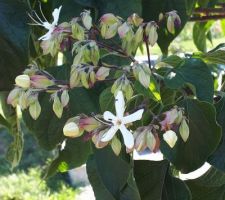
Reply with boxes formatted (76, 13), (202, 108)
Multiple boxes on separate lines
(186, 167), (225, 200)
(161, 55), (184, 67)
(164, 58), (214, 103)
(161, 99), (221, 173)
(208, 96), (225, 172)
(0, 0), (30, 90)
(99, 87), (114, 112)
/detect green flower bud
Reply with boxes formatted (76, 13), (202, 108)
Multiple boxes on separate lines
(146, 131), (156, 152)
(7, 88), (21, 107)
(127, 13), (143, 27)
(15, 75), (30, 89)
(96, 67), (110, 81)
(29, 99), (41, 120)
(167, 15), (175, 34)
(18, 91), (29, 110)
(111, 136), (122, 156)
(179, 119), (189, 142)
(70, 66), (81, 88)
(61, 90), (70, 107)
(80, 71), (89, 89)
(53, 94), (63, 118)
(63, 122), (81, 138)
(146, 22), (158, 46)
(71, 19), (85, 41)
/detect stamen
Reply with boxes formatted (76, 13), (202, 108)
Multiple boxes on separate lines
(91, 113), (112, 126)
(39, 1), (49, 23)
(33, 10), (44, 23)
(27, 12), (43, 26)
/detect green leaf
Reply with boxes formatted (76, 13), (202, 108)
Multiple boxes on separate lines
(45, 137), (92, 178)
(87, 147), (141, 200)
(99, 87), (114, 112)
(193, 21), (214, 52)
(208, 96), (225, 172)
(164, 58), (214, 103)
(0, 0), (30, 90)
(134, 160), (191, 200)
(142, 0), (191, 55)
(161, 99), (221, 173)
(161, 55), (184, 67)
(186, 167), (225, 200)
(185, 0), (198, 15)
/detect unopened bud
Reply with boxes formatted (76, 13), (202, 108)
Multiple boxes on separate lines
(92, 129), (109, 149)
(71, 19), (85, 40)
(80, 71), (89, 89)
(81, 10), (92, 30)
(146, 22), (158, 46)
(111, 136), (121, 156)
(63, 122), (81, 138)
(18, 91), (29, 110)
(163, 130), (177, 148)
(146, 131), (156, 152)
(29, 99), (41, 120)
(100, 13), (118, 24)
(127, 13), (143, 26)
(159, 13), (164, 21)
(179, 119), (189, 142)
(118, 22), (131, 38)
(167, 15), (175, 34)
(7, 88), (21, 107)
(70, 67), (81, 88)
(79, 117), (101, 132)
(30, 75), (54, 89)
(53, 94), (63, 118)
(96, 67), (110, 80)
(15, 75), (30, 89)
(134, 128), (147, 152)
(61, 90), (70, 107)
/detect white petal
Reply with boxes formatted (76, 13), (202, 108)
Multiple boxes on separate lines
(52, 5), (62, 25)
(122, 109), (144, 124)
(115, 91), (125, 118)
(103, 111), (116, 122)
(119, 124), (134, 149)
(101, 126), (118, 142)
(38, 30), (53, 41)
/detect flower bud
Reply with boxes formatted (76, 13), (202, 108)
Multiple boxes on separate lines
(89, 41), (100, 66)
(146, 131), (156, 152)
(134, 128), (147, 152)
(70, 66), (81, 88)
(63, 122), (81, 138)
(89, 71), (96, 86)
(81, 10), (92, 30)
(61, 90), (70, 107)
(134, 26), (144, 45)
(92, 129), (109, 149)
(167, 15), (175, 34)
(7, 88), (21, 107)
(100, 13), (118, 24)
(127, 13), (143, 26)
(111, 136), (122, 156)
(29, 99), (41, 120)
(52, 94), (63, 118)
(30, 75), (54, 89)
(15, 75), (30, 89)
(96, 67), (110, 80)
(163, 130), (177, 148)
(179, 119), (189, 142)
(18, 91), (29, 110)
(133, 63), (151, 88)
(159, 13), (164, 21)
(79, 117), (101, 132)
(80, 71), (89, 89)
(118, 22), (131, 38)
(71, 18), (85, 41)
(146, 22), (158, 46)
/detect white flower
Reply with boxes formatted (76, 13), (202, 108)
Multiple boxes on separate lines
(29, 6), (62, 40)
(101, 91), (144, 149)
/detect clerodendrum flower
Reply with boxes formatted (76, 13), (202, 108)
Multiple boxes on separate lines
(29, 5), (62, 40)
(101, 91), (144, 149)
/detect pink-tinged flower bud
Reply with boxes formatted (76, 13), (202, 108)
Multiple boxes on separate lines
(159, 107), (179, 131)
(63, 122), (81, 138)
(7, 88), (21, 107)
(15, 75), (30, 89)
(146, 131), (156, 152)
(30, 75), (54, 89)
(118, 22), (131, 38)
(81, 10), (92, 30)
(92, 129), (109, 149)
(96, 67), (110, 80)
(79, 117), (101, 132)
(167, 11), (181, 34)
(179, 119), (189, 142)
(134, 128), (147, 152)
(127, 13), (143, 26)
(61, 90), (70, 107)
(100, 13), (118, 24)
(163, 130), (177, 148)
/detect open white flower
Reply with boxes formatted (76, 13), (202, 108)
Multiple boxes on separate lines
(29, 5), (62, 40)
(101, 91), (144, 149)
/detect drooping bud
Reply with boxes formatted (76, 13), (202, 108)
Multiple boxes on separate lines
(133, 63), (151, 88)
(63, 122), (80, 138)
(96, 67), (110, 80)
(134, 128), (147, 152)
(79, 117), (101, 132)
(71, 18), (85, 41)
(7, 88), (21, 107)
(18, 91), (29, 110)
(15, 74), (30, 89)
(127, 13), (143, 26)
(80, 71), (89, 89)
(89, 71), (96, 86)
(133, 26), (144, 46)
(146, 131), (156, 152)
(61, 90), (70, 107)
(145, 22), (158, 46)
(118, 22), (132, 39)
(111, 136), (122, 156)
(167, 15), (174, 34)
(52, 94), (63, 118)
(29, 99), (41, 120)
(92, 129), (109, 149)
(159, 13), (164, 21)
(89, 41), (100, 66)
(70, 66), (81, 88)
(179, 119), (189, 142)
(163, 130), (177, 148)
(30, 75), (54, 89)
(81, 10), (92, 30)
(166, 11), (181, 34)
